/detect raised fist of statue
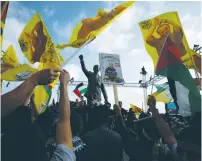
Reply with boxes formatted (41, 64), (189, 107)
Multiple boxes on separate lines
(79, 55), (83, 60)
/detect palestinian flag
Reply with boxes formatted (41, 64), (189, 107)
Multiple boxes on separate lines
(73, 83), (87, 98)
(1, 1), (9, 48)
(156, 34), (201, 117)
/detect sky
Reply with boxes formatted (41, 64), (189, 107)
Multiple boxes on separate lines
(2, 1), (201, 113)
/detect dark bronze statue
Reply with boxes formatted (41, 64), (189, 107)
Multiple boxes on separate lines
(79, 54), (108, 105)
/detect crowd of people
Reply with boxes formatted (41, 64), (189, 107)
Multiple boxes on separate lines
(1, 68), (201, 161)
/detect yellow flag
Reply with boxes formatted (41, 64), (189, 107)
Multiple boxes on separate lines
(1, 64), (37, 81)
(18, 12), (59, 64)
(38, 47), (64, 88)
(33, 85), (52, 114)
(1, 45), (19, 67)
(139, 12), (195, 70)
(1, 1), (9, 48)
(183, 49), (201, 73)
(56, 1), (135, 48)
(130, 104), (142, 113)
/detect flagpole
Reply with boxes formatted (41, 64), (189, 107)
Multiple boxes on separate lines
(113, 85), (119, 106)
(151, 33), (170, 95)
(62, 38), (95, 68)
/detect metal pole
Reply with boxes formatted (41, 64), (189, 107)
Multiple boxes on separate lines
(140, 66), (147, 112)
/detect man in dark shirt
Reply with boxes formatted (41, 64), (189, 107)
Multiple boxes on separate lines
(77, 106), (123, 161)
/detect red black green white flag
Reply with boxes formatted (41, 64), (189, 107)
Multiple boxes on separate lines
(155, 34), (201, 117)
(73, 82), (87, 98)
(1, 1), (9, 47)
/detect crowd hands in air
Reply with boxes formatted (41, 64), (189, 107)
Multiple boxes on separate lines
(1, 68), (201, 161)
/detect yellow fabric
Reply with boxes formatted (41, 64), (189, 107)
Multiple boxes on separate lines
(1, 64), (37, 81)
(33, 85), (51, 114)
(56, 1), (135, 48)
(1, 21), (5, 49)
(152, 90), (171, 103)
(183, 49), (201, 73)
(18, 12), (59, 64)
(139, 12), (194, 70)
(38, 47), (64, 88)
(130, 104), (142, 113)
(1, 45), (19, 67)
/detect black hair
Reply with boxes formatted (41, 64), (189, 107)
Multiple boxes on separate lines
(71, 111), (83, 136)
(1, 106), (48, 161)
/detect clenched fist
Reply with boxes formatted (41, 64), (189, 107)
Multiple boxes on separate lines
(79, 55), (83, 61)
(59, 69), (70, 85)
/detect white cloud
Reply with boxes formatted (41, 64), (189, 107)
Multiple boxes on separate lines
(43, 5), (55, 17)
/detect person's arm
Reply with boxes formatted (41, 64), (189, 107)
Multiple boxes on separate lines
(147, 96), (177, 146)
(1, 69), (60, 118)
(56, 69), (73, 149)
(79, 55), (89, 77)
(101, 83), (108, 102)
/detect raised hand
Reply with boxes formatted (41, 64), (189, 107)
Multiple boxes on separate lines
(59, 69), (70, 85)
(34, 68), (61, 85)
(147, 95), (156, 109)
(79, 54), (83, 60)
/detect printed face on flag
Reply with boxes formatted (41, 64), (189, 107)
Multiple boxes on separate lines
(139, 12), (192, 70)
(18, 12), (61, 65)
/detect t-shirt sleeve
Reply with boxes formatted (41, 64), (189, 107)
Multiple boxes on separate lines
(50, 144), (76, 161)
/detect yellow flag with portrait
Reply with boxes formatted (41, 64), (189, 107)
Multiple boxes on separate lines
(56, 1), (135, 48)
(139, 12), (196, 70)
(18, 12), (60, 65)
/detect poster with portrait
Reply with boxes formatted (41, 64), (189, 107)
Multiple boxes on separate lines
(99, 53), (124, 84)
(139, 12), (192, 70)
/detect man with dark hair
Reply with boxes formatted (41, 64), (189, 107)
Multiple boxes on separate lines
(77, 105), (123, 161)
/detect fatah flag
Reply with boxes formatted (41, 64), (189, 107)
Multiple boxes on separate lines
(152, 82), (173, 103)
(56, 1), (135, 49)
(1, 45), (20, 67)
(73, 83), (87, 98)
(18, 12), (64, 65)
(130, 104), (142, 113)
(155, 34), (201, 117)
(33, 85), (52, 115)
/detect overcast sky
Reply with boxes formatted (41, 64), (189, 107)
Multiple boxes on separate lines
(2, 1), (201, 113)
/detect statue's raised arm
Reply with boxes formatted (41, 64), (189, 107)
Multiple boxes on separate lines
(79, 55), (90, 77)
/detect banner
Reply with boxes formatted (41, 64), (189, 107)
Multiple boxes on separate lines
(99, 53), (124, 84)
(1, 45), (19, 67)
(18, 12), (60, 64)
(139, 12), (195, 70)
(1, 1), (9, 48)
(56, 1), (135, 48)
